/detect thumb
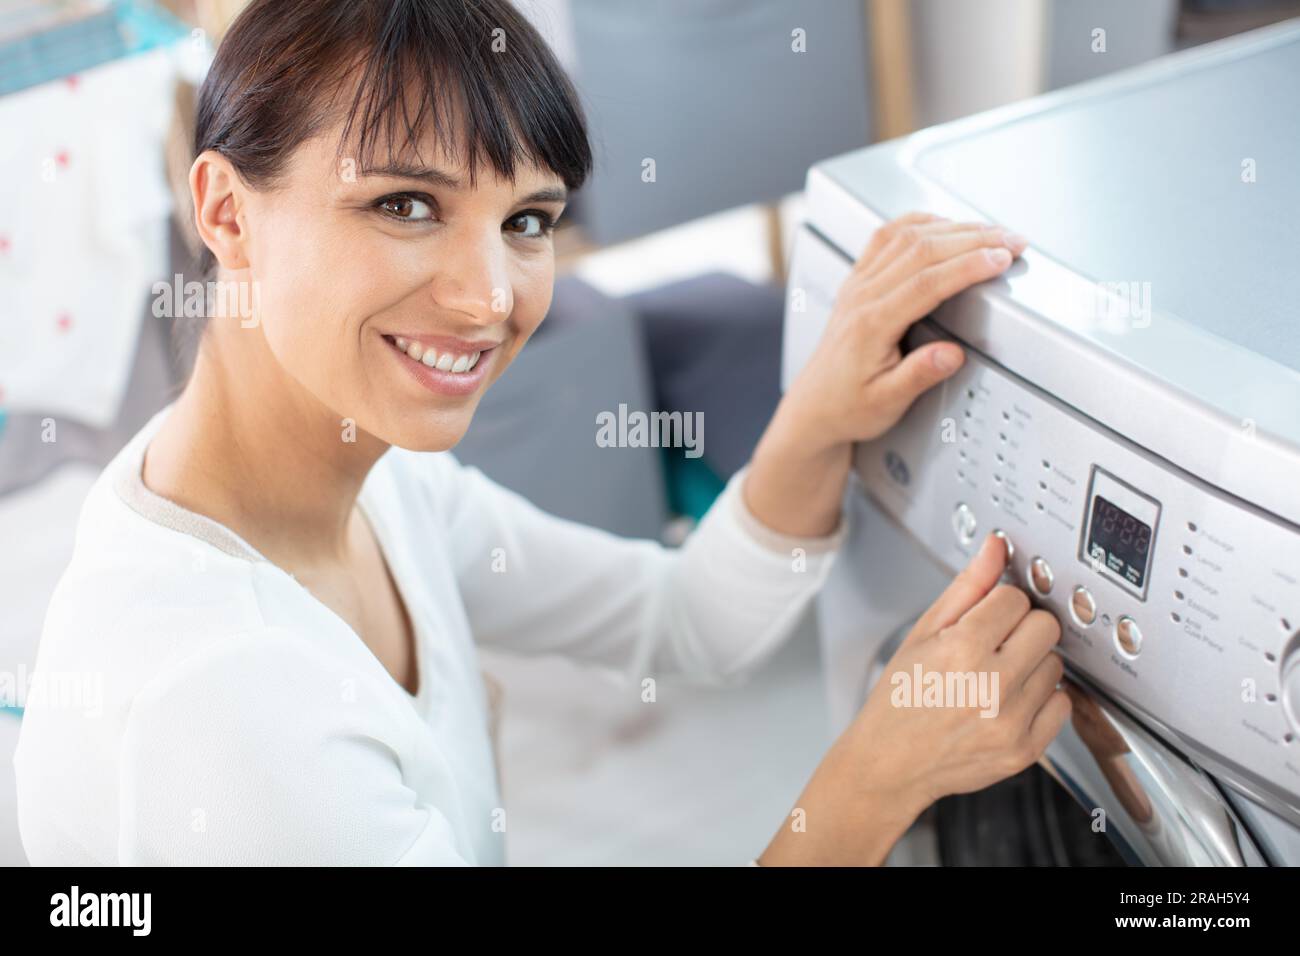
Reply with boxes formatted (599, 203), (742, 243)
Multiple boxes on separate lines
(909, 532), (1009, 640)
(872, 342), (965, 424)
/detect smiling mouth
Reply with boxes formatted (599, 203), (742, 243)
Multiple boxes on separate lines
(382, 334), (485, 374)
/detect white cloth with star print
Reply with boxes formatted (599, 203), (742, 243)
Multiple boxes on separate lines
(0, 46), (178, 426)
(12, 402), (846, 865)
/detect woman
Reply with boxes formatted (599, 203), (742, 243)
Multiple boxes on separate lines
(14, 0), (1066, 866)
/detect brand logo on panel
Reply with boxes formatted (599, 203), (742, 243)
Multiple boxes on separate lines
(884, 450), (911, 486)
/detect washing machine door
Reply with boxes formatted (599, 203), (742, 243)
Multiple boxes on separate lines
(1033, 676), (1270, 866)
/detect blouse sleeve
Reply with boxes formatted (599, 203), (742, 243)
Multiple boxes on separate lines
(432, 456), (848, 686)
(117, 627), (472, 865)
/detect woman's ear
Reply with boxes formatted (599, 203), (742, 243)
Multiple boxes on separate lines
(190, 150), (249, 270)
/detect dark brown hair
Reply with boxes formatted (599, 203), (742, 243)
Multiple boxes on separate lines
(191, 0), (593, 276)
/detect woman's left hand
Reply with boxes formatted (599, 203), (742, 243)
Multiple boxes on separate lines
(783, 212), (1027, 451)
(744, 213), (1028, 537)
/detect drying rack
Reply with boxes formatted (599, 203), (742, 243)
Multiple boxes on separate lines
(0, 0), (189, 97)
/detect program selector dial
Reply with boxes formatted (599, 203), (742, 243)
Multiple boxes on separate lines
(1281, 648), (1300, 736)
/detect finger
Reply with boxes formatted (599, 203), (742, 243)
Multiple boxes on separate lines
(857, 220), (993, 281)
(998, 608), (1063, 686)
(910, 532), (1009, 639)
(957, 583), (1032, 654)
(1006, 645), (1065, 712)
(864, 225), (1027, 296)
(1027, 688), (1073, 756)
(996, 651), (1061, 728)
(878, 246), (1016, 337)
(852, 212), (943, 276)
(865, 341), (965, 425)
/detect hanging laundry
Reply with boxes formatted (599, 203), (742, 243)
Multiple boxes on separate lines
(0, 43), (182, 429)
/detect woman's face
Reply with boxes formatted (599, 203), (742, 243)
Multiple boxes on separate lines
(231, 114), (568, 452)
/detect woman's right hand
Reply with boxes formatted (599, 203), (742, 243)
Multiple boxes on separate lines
(760, 532), (1071, 865)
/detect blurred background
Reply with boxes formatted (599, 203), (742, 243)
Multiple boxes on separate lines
(2, 0), (1296, 866)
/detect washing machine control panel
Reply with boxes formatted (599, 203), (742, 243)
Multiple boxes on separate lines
(852, 320), (1300, 820)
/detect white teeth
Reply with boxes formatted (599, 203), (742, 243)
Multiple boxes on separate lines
(388, 336), (484, 373)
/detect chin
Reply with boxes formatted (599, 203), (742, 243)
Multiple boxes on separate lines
(375, 407), (479, 454)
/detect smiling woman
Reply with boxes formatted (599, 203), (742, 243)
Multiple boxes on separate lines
(13, 0), (1064, 868)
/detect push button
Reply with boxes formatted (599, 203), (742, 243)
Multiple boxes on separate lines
(952, 503), (977, 545)
(1115, 615), (1143, 657)
(992, 528), (1014, 560)
(1070, 586), (1097, 627)
(1029, 556), (1054, 596)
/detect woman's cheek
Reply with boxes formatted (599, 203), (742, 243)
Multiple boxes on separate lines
(252, 272), (351, 392)
(511, 259), (554, 338)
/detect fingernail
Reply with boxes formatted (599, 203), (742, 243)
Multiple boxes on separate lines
(1002, 231), (1028, 252)
(985, 247), (1012, 268)
(932, 345), (962, 373)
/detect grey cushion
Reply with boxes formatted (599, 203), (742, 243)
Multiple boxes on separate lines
(627, 272), (785, 480)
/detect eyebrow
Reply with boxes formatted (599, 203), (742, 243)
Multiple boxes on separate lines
(360, 162), (568, 204)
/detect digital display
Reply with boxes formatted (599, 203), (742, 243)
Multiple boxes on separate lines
(1087, 495), (1153, 589)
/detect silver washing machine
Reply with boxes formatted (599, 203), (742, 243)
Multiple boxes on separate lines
(783, 20), (1300, 866)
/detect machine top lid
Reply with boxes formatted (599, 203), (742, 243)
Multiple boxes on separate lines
(911, 27), (1299, 375)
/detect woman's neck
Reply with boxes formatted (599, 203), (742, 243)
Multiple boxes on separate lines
(142, 322), (390, 570)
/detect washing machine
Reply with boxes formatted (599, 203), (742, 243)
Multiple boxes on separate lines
(783, 19), (1300, 866)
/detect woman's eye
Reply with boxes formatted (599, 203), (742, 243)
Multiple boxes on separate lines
(504, 212), (555, 239)
(377, 194), (435, 222)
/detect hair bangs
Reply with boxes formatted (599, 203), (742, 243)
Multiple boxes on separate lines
(334, 1), (592, 191)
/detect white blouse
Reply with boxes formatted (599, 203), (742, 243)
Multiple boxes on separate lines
(13, 403), (845, 865)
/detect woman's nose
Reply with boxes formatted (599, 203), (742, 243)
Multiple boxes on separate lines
(427, 232), (513, 323)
